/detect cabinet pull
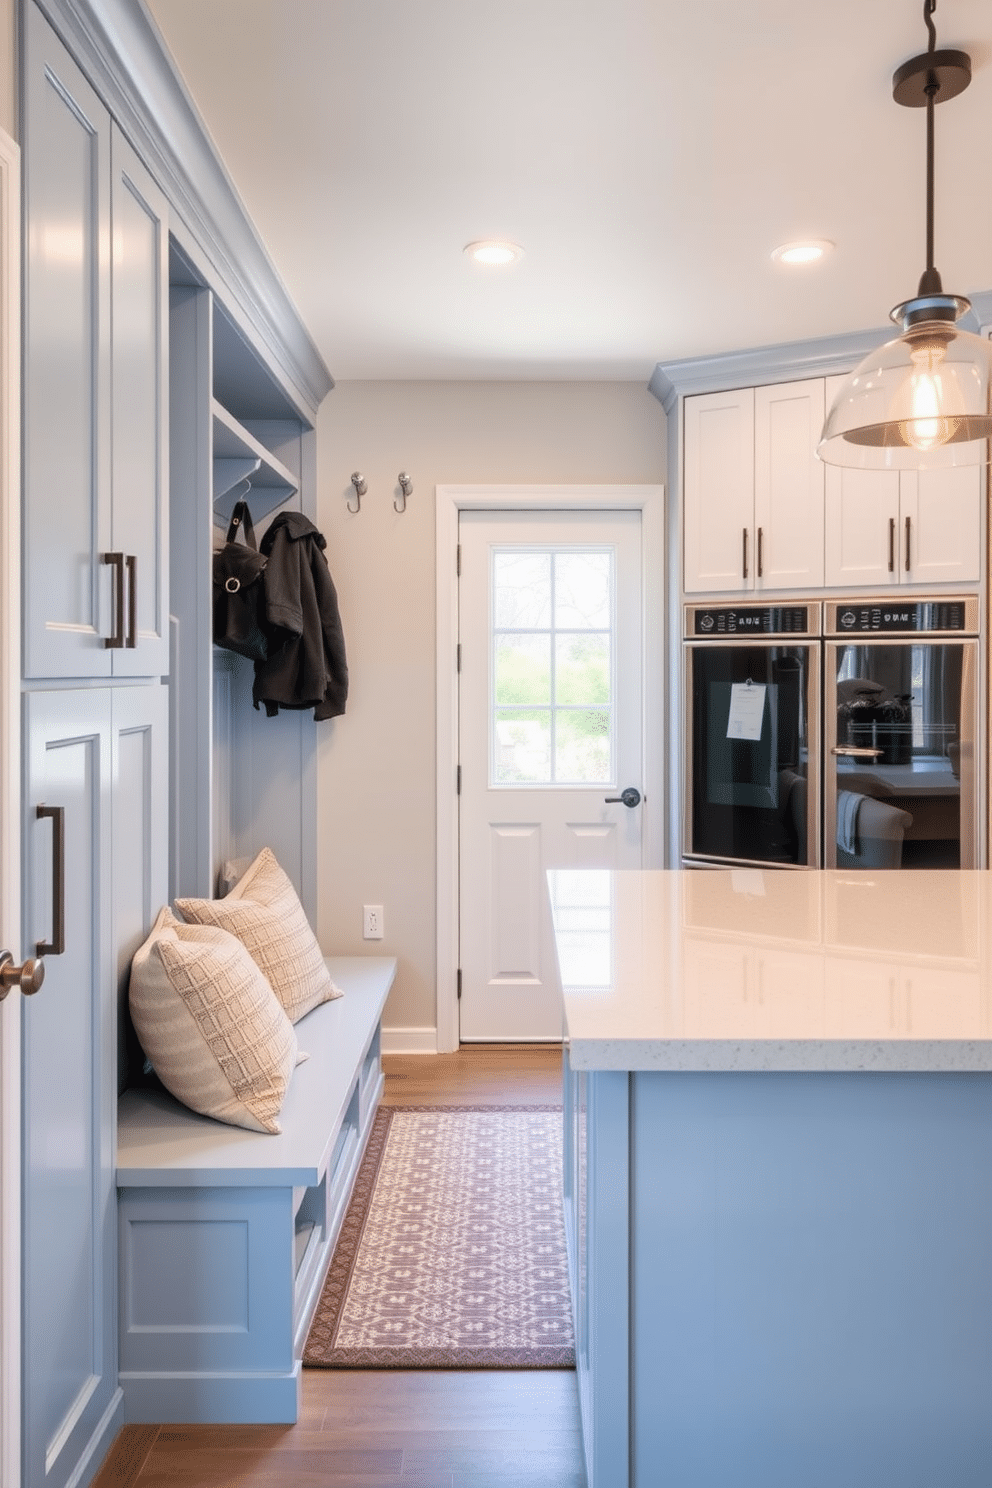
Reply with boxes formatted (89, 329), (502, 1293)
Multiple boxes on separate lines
(905, 515), (911, 573)
(742, 527), (749, 580)
(35, 805), (65, 957)
(887, 518), (895, 573)
(103, 552), (125, 648)
(757, 526), (763, 578)
(126, 554), (138, 649)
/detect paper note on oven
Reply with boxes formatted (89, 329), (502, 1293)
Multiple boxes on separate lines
(726, 681), (766, 740)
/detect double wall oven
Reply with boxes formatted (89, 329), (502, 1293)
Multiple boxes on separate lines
(684, 597), (980, 871)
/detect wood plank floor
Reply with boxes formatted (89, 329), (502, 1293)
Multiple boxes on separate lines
(94, 1045), (585, 1488)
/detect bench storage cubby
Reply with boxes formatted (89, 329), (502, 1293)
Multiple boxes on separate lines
(116, 955), (395, 1424)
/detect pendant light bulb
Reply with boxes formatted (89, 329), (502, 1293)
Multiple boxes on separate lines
(900, 337), (959, 451)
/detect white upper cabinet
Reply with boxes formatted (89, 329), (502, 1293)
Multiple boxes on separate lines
(684, 387), (754, 592)
(684, 380), (825, 594)
(23, 10), (168, 678)
(823, 373), (982, 588)
(753, 379), (825, 590)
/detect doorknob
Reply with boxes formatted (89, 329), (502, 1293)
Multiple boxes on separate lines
(0, 951), (45, 1002)
(605, 787), (641, 808)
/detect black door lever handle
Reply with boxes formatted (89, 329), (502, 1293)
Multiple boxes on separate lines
(605, 787), (641, 808)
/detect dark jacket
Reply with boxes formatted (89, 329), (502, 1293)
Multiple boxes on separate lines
(253, 511), (348, 720)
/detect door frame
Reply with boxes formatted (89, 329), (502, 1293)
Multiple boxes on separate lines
(435, 484), (665, 1054)
(0, 123), (21, 1488)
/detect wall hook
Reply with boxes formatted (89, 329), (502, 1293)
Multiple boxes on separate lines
(348, 472), (367, 514)
(395, 472), (413, 513)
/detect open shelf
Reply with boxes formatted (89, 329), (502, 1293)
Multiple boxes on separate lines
(212, 399), (298, 525)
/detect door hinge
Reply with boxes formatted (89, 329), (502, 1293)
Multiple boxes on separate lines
(456, 543), (461, 576)
(456, 643), (461, 673)
(457, 967), (462, 999)
(456, 764), (461, 795)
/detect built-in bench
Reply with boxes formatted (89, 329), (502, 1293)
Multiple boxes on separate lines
(116, 955), (396, 1425)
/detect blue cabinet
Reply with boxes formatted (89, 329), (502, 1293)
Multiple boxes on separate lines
(21, 8), (170, 1487)
(23, 4), (168, 680)
(23, 685), (167, 1488)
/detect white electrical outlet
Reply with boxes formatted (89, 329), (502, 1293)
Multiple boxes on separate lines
(363, 904), (384, 940)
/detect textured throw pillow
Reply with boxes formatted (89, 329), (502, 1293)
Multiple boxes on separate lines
(129, 906), (299, 1134)
(175, 846), (343, 1023)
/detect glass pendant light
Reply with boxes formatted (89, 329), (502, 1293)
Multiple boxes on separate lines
(818, 0), (992, 469)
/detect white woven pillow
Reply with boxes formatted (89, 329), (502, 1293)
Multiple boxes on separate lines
(175, 847), (343, 1023)
(129, 906), (299, 1134)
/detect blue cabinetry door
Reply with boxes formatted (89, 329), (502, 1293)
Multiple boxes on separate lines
(108, 127), (169, 678)
(23, 6), (169, 680)
(23, 685), (167, 1488)
(23, 689), (117, 1488)
(23, 2), (112, 678)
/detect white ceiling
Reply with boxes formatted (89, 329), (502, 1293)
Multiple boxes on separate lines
(146, 0), (992, 383)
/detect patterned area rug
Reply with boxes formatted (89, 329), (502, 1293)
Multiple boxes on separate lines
(303, 1105), (575, 1368)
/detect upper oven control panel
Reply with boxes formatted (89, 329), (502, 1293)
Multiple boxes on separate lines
(825, 596), (979, 637)
(685, 603), (820, 639)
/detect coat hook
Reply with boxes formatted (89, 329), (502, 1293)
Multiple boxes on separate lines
(395, 472), (413, 513)
(348, 472), (367, 515)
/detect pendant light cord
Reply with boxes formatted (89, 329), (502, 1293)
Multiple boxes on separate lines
(923, 0), (939, 289)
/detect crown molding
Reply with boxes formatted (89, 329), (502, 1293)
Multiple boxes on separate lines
(649, 290), (992, 412)
(31, 0), (333, 422)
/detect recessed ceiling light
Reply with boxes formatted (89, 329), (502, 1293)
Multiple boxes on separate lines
(464, 240), (524, 266)
(770, 239), (834, 266)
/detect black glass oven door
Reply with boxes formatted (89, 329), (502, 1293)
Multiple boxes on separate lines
(685, 641), (818, 868)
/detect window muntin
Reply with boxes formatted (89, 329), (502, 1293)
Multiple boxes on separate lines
(491, 547), (615, 785)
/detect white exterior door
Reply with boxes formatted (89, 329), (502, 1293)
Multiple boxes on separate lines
(458, 510), (644, 1041)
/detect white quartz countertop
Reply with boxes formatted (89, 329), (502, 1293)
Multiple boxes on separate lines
(548, 869), (992, 1072)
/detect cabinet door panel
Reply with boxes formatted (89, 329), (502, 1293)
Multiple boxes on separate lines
(112, 685), (169, 1091)
(110, 128), (169, 676)
(902, 467), (982, 586)
(754, 380), (824, 589)
(23, 5), (112, 677)
(23, 691), (117, 1488)
(684, 388), (754, 593)
(824, 466), (900, 588)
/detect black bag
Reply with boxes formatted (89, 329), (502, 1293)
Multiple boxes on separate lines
(213, 501), (268, 660)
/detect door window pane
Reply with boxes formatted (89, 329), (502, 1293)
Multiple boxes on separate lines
(494, 709), (552, 783)
(555, 634), (610, 706)
(556, 709), (611, 784)
(494, 552), (551, 629)
(495, 634), (551, 706)
(491, 546), (614, 786)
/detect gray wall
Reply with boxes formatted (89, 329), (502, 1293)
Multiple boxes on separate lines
(315, 379), (667, 1039)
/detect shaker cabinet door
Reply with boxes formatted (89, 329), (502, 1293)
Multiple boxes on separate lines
(23, 8), (169, 681)
(109, 127), (170, 677)
(22, 690), (118, 1488)
(23, 3), (112, 677)
(683, 387), (755, 593)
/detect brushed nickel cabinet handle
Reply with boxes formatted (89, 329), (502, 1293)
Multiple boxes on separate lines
(888, 518), (895, 573)
(742, 527), (748, 580)
(35, 804), (65, 956)
(905, 515), (911, 573)
(103, 552), (125, 648)
(126, 554), (137, 648)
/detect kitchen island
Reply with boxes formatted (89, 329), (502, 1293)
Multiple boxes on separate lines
(549, 868), (992, 1488)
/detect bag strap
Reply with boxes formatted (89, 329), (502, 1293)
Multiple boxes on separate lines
(226, 499), (258, 549)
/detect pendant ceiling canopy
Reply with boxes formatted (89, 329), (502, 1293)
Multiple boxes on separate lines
(818, 0), (992, 469)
